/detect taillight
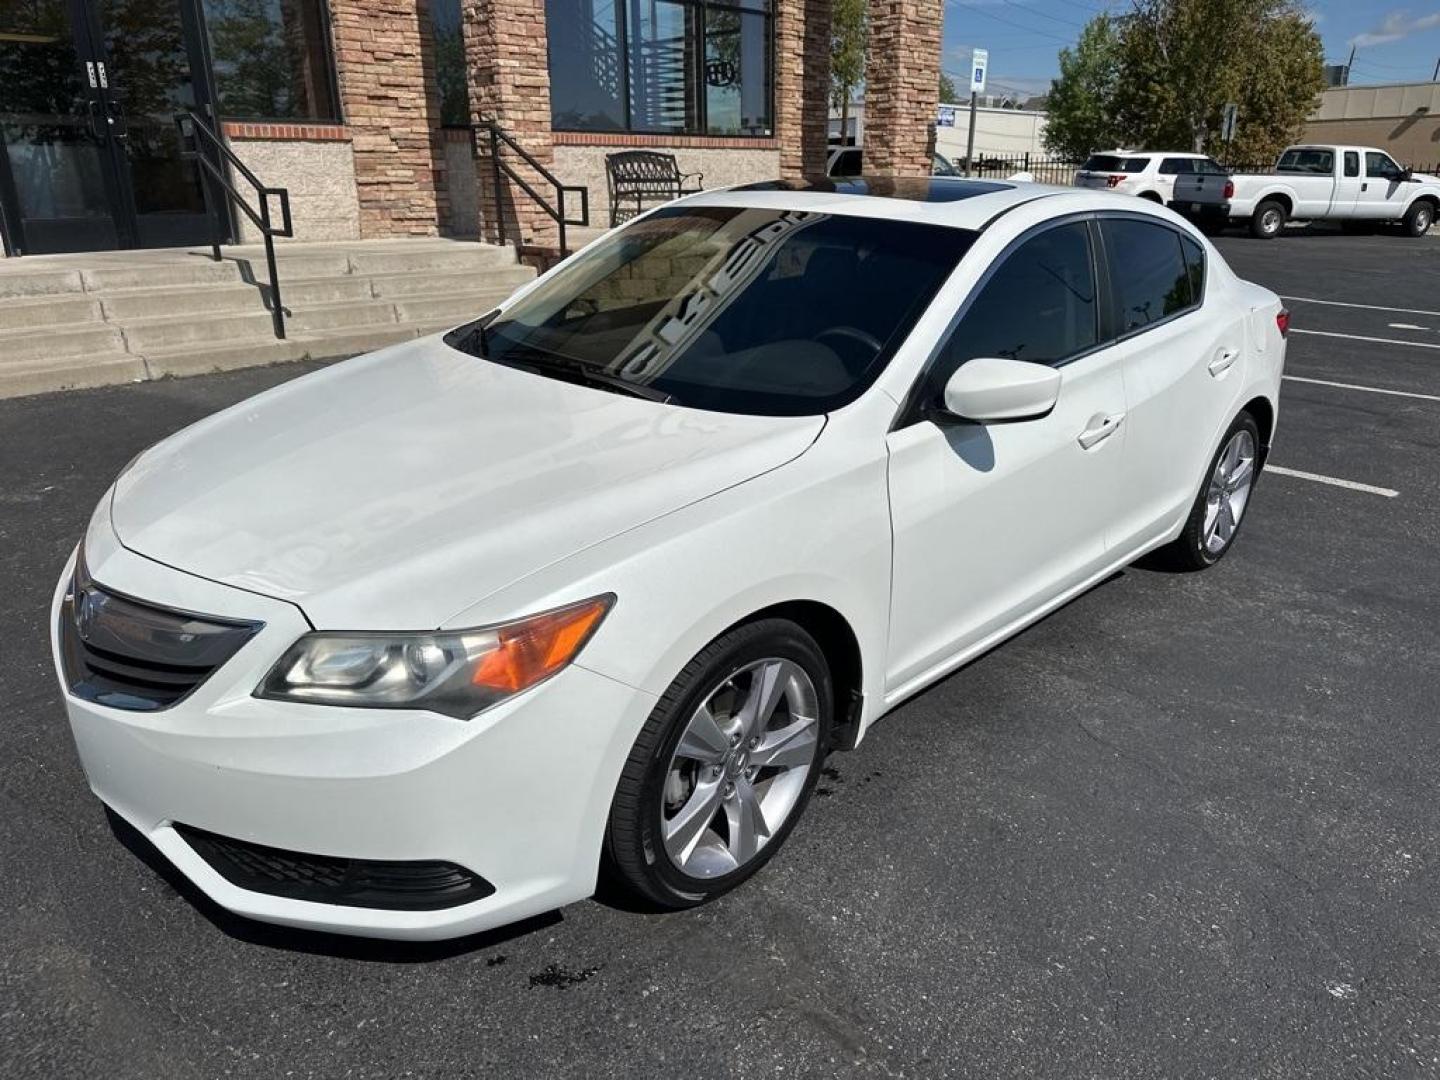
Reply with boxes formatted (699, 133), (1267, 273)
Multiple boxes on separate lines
(1223, 179), (1235, 200)
(1107, 175), (1124, 188)
(1276, 309), (1290, 337)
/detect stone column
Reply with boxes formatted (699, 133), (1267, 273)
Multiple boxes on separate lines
(863, 0), (941, 175)
(774, 0), (832, 179)
(461, 0), (558, 250)
(329, 0), (449, 237)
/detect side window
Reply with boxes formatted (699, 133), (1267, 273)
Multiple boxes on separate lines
(1344, 152), (1360, 178)
(938, 222), (1098, 376)
(833, 149), (862, 177)
(1365, 152), (1402, 180)
(1180, 235), (1205, 305)
(1159, 158), (1193, 175)
(1101, 219), (1194, 333)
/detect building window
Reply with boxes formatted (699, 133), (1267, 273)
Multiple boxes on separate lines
(546, 0), (773, 137)
(431, 0), (471, 127)
(201, 0), (340, 122)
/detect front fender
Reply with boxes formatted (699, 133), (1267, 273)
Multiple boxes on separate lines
(444, 430), (895, 739)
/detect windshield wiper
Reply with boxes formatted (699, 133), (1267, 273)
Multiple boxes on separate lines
(500, 347), (674, 404)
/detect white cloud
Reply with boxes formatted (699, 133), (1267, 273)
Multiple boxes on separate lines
(1349, 9), (1440, 48)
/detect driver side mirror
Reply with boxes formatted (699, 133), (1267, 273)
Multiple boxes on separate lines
(1400, 168), (1415, 183)
(935, 356), (1062, 423)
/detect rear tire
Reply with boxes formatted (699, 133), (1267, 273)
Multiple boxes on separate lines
(1138, 191), (1163, 204)
(1403, 200), (1435, 237)
(603, 619), (833, 909)
(1250, 200), (1287, 239)
(1160, 412), (1262, 572)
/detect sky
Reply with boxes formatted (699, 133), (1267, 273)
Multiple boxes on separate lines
(940, 1), (1440, 104)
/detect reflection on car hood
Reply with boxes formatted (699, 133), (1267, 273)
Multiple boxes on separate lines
(110, 338), (824, 629)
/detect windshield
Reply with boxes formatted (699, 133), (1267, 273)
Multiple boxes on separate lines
(455, 205), (974, 416)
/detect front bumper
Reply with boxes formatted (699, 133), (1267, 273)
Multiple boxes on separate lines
(52, 527), (655, 940)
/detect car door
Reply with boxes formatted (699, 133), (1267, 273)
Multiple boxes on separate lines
(884, 218), (1129, 695)
(1158, 157), (1193, 202)
(1331, 150), (1364, 216)
(1096, 216), (1242, 549)
(1356, 151), (1410, 219)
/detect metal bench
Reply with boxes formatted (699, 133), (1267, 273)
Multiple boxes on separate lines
(605, 151), (703, 227)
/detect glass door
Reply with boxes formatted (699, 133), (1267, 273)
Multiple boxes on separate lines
(0, 0), (220, 255)
(0, 0), (125, 253)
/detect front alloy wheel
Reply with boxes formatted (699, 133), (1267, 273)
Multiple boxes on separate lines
(604, 619), (832, 908)
(661, 658), (820, 879)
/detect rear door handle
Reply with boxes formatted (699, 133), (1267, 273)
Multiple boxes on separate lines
(1209, 347), (1240, 376)
(1077, 412), (1124, 449)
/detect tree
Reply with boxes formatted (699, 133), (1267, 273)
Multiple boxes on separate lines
(831, 0), (867, 142)
(1043, 15), (1123, 160)
(939, 71), (958, 103)
(1113, 0), (1322, 157)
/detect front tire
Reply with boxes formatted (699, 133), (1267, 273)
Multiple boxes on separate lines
(1403, 200), (1435, 237)
(603, 619), (833, 909)
(1161, 412), (1261, 571)
(1250, 200), (1287, 239)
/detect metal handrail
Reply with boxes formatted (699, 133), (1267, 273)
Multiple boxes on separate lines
(472, 121), (589, 258)
(174, 109), (295, 340)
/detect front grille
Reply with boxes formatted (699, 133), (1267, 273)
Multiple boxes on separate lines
(175, 824), (496, 911)
(58, 552), (262, 711)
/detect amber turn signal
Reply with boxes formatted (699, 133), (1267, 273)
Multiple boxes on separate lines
(471, 596), (613, 694)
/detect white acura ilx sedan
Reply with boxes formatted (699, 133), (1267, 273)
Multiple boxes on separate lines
(53, 177), (1286, 940)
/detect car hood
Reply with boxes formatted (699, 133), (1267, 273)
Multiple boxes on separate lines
(110, 338), (824, 630)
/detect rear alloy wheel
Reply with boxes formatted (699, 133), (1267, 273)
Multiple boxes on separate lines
(1250, 200), (1287, 239)
(1163, 412), (1261, 571)
(603, 619), (832, 908)
(1403, 201), (1435, 237)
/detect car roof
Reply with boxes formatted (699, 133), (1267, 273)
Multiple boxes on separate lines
(684, 175), (1123, 232)
(1091, 150), (1210, 159)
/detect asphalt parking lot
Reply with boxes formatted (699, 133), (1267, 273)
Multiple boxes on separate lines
(2, 228), (1438, 1079)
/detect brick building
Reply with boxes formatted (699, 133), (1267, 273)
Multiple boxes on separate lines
(0, 0), (941, 258)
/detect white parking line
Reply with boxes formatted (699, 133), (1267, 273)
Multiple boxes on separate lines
(1290, 329), (1440, 351)
(1389, 323), (1431, 332)
(1267, 465), (1398, 498)
(1281, 296), (1440, 319)
(1283, 375), (1440, 403)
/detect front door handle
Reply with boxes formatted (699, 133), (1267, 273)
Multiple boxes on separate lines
(1077, 412), (1124, 450)
(1208, 347), (1240, 377)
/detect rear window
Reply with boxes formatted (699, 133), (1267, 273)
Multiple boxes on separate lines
(1083, 155), (1147, 173)
(1194, 158), (1228, 176)
(462, 206), (974, 416)
(1159, 158), (1195, 175)
(1101, 219), (1195, 333)
(1276, 149), (1334, 175)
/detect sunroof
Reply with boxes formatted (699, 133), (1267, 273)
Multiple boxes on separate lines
(731, 176), (1013, 202)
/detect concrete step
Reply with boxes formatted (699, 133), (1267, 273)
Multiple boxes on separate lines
(251, 252), (356, 280)
(0, 294), (104, 331)
(118, 310), (278, 353)
(270, 277), (375, 307)
(0, 268), (86, 300)
(100, 283), (268, 320)
(366, 265), (534, 298)
(286, 301), (398, 334)
(81, 260), (242, 292)
(392, 291), (514, 324)
(346, 245), (517, 276)
(140, 337), (310, 380)
(0, 352), (145, 399)
(0, 323), (125, 363)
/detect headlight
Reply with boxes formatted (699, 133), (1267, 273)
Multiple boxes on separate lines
(255, 595), (613, 719)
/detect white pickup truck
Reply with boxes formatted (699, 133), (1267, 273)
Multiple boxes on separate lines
(1218, 145), (1440, 239)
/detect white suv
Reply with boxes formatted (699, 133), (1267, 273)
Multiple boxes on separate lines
(1075, 151), (1230, 203)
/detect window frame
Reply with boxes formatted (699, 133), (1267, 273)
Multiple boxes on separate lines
(197, 0), (345, 125)
(1094, 211), (1208, 346)
(891, 212), (1109, 430)
(891, 210), (1211, 431)
(547, 0), (776, 139)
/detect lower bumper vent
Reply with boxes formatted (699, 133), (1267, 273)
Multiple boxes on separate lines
(175, 824), (495, 911)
